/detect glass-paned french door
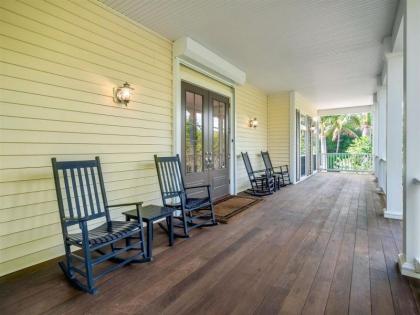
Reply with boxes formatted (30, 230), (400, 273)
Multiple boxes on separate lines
(181, 81), (230, 200)
(185, 91), (204, 173)
(296, 110), (316, 181)
(311, 119), (318, 172)
(300, 114), (307, 177)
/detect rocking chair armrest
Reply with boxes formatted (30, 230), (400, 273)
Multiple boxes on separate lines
(107, 202), (143, 223)
(185, 184), (211, 190)
(255, 176), (272, 182)
(63, 216), (89, 223)
(106, 201), (143, 208)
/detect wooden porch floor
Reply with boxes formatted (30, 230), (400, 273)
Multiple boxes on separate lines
(1, 173), (420, 315)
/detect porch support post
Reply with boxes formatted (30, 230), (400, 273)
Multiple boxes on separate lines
(372, 93), (379, 180)
(376, 86), (387, 193)
(289, 91), (297, 184)
(384, 53), (403, 220)
(399, 0), (420, 279)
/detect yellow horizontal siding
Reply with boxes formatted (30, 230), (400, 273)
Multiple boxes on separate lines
(268, 93), (290, 166)
(0, 0), (172, 276)
(235, 84), (268, 192)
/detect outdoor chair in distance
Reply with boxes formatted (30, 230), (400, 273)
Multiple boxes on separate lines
(279, 165), (291, 185)
(154, 154), (217, 238)
(261, 151), (291, 188)
(51, 157), (149, 294)
(241, 152), (275, 196)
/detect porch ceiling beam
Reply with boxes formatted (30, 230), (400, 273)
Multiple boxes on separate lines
(391, 0), (404, 53)
(317, 105), (372, 116)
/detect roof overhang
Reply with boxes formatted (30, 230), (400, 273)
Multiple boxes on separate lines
(318, 105), (373, 116)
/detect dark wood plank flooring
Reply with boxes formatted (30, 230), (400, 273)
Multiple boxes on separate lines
(1, 173), (420, 315)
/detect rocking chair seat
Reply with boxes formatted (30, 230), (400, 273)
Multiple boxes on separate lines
(169, 197), (211, 210)
(67, 221), (141, 246)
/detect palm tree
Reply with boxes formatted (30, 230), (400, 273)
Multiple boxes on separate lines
(361, 112), (372, 137)
(321, 115), (360, 153)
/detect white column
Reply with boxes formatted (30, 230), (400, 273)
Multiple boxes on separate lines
(372, 95), (379, 179)
(289, 92), (297, 184)
(377, 86), (387, 193)
(384, 53), (403, 220)
(398, 0), (420, 279)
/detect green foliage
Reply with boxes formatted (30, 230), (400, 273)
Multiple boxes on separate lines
(321, 113), (371, 153)
(346, 136), (372, 154)
(326, 134), (356, 153)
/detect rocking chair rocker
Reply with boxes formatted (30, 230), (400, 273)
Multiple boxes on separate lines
(51, 157), (149, 294)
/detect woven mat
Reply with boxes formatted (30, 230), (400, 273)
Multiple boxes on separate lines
(214, 195), (261, 224)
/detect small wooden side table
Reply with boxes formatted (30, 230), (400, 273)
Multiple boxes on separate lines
(123, 205), (175, 259)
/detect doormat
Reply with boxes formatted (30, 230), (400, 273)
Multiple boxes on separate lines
(214, 195), (261, 224)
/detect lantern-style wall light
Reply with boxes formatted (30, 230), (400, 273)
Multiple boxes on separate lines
(113, 82), (134, 106)
(248, 117), (258, 128)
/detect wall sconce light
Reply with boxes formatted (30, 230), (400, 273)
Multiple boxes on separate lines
(249, 117), (258, 128)
(113, 82), (134, 106)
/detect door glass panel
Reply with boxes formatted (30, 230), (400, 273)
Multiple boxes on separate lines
(185, 91), (203, 173)
(312, 120), (317, 171)
(212, 100), (226, 169)
(300, 115), (307, 176)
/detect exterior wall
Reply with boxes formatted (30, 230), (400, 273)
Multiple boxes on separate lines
(268, 93), (290, 166)
(0, 0), (280, 277)
(0, 0), (172, 276)
(235, 84), (268, 192)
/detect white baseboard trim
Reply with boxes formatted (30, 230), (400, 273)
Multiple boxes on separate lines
(398, 254), (420, 279)
(384, 208), (403, 220)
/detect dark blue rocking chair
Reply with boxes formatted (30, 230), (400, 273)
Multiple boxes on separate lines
(261, 151), (291, 187)
(51, 157), (149, 294)
(154, 154), (217, 238)
(242, 152), (275, 196)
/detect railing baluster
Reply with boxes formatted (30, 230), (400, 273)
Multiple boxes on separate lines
(322, 153), (372, 173)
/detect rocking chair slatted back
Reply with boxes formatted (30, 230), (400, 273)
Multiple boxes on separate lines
(261, 151), (274, 174)
(241, 152), (256, 181)
(52, 157), (110, 226)
(154, 154), (185, 205)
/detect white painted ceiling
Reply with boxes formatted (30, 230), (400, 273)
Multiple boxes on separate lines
(101, 0), (398, 109)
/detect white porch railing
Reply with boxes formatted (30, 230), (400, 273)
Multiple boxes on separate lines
(320, 153), (373, 172)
